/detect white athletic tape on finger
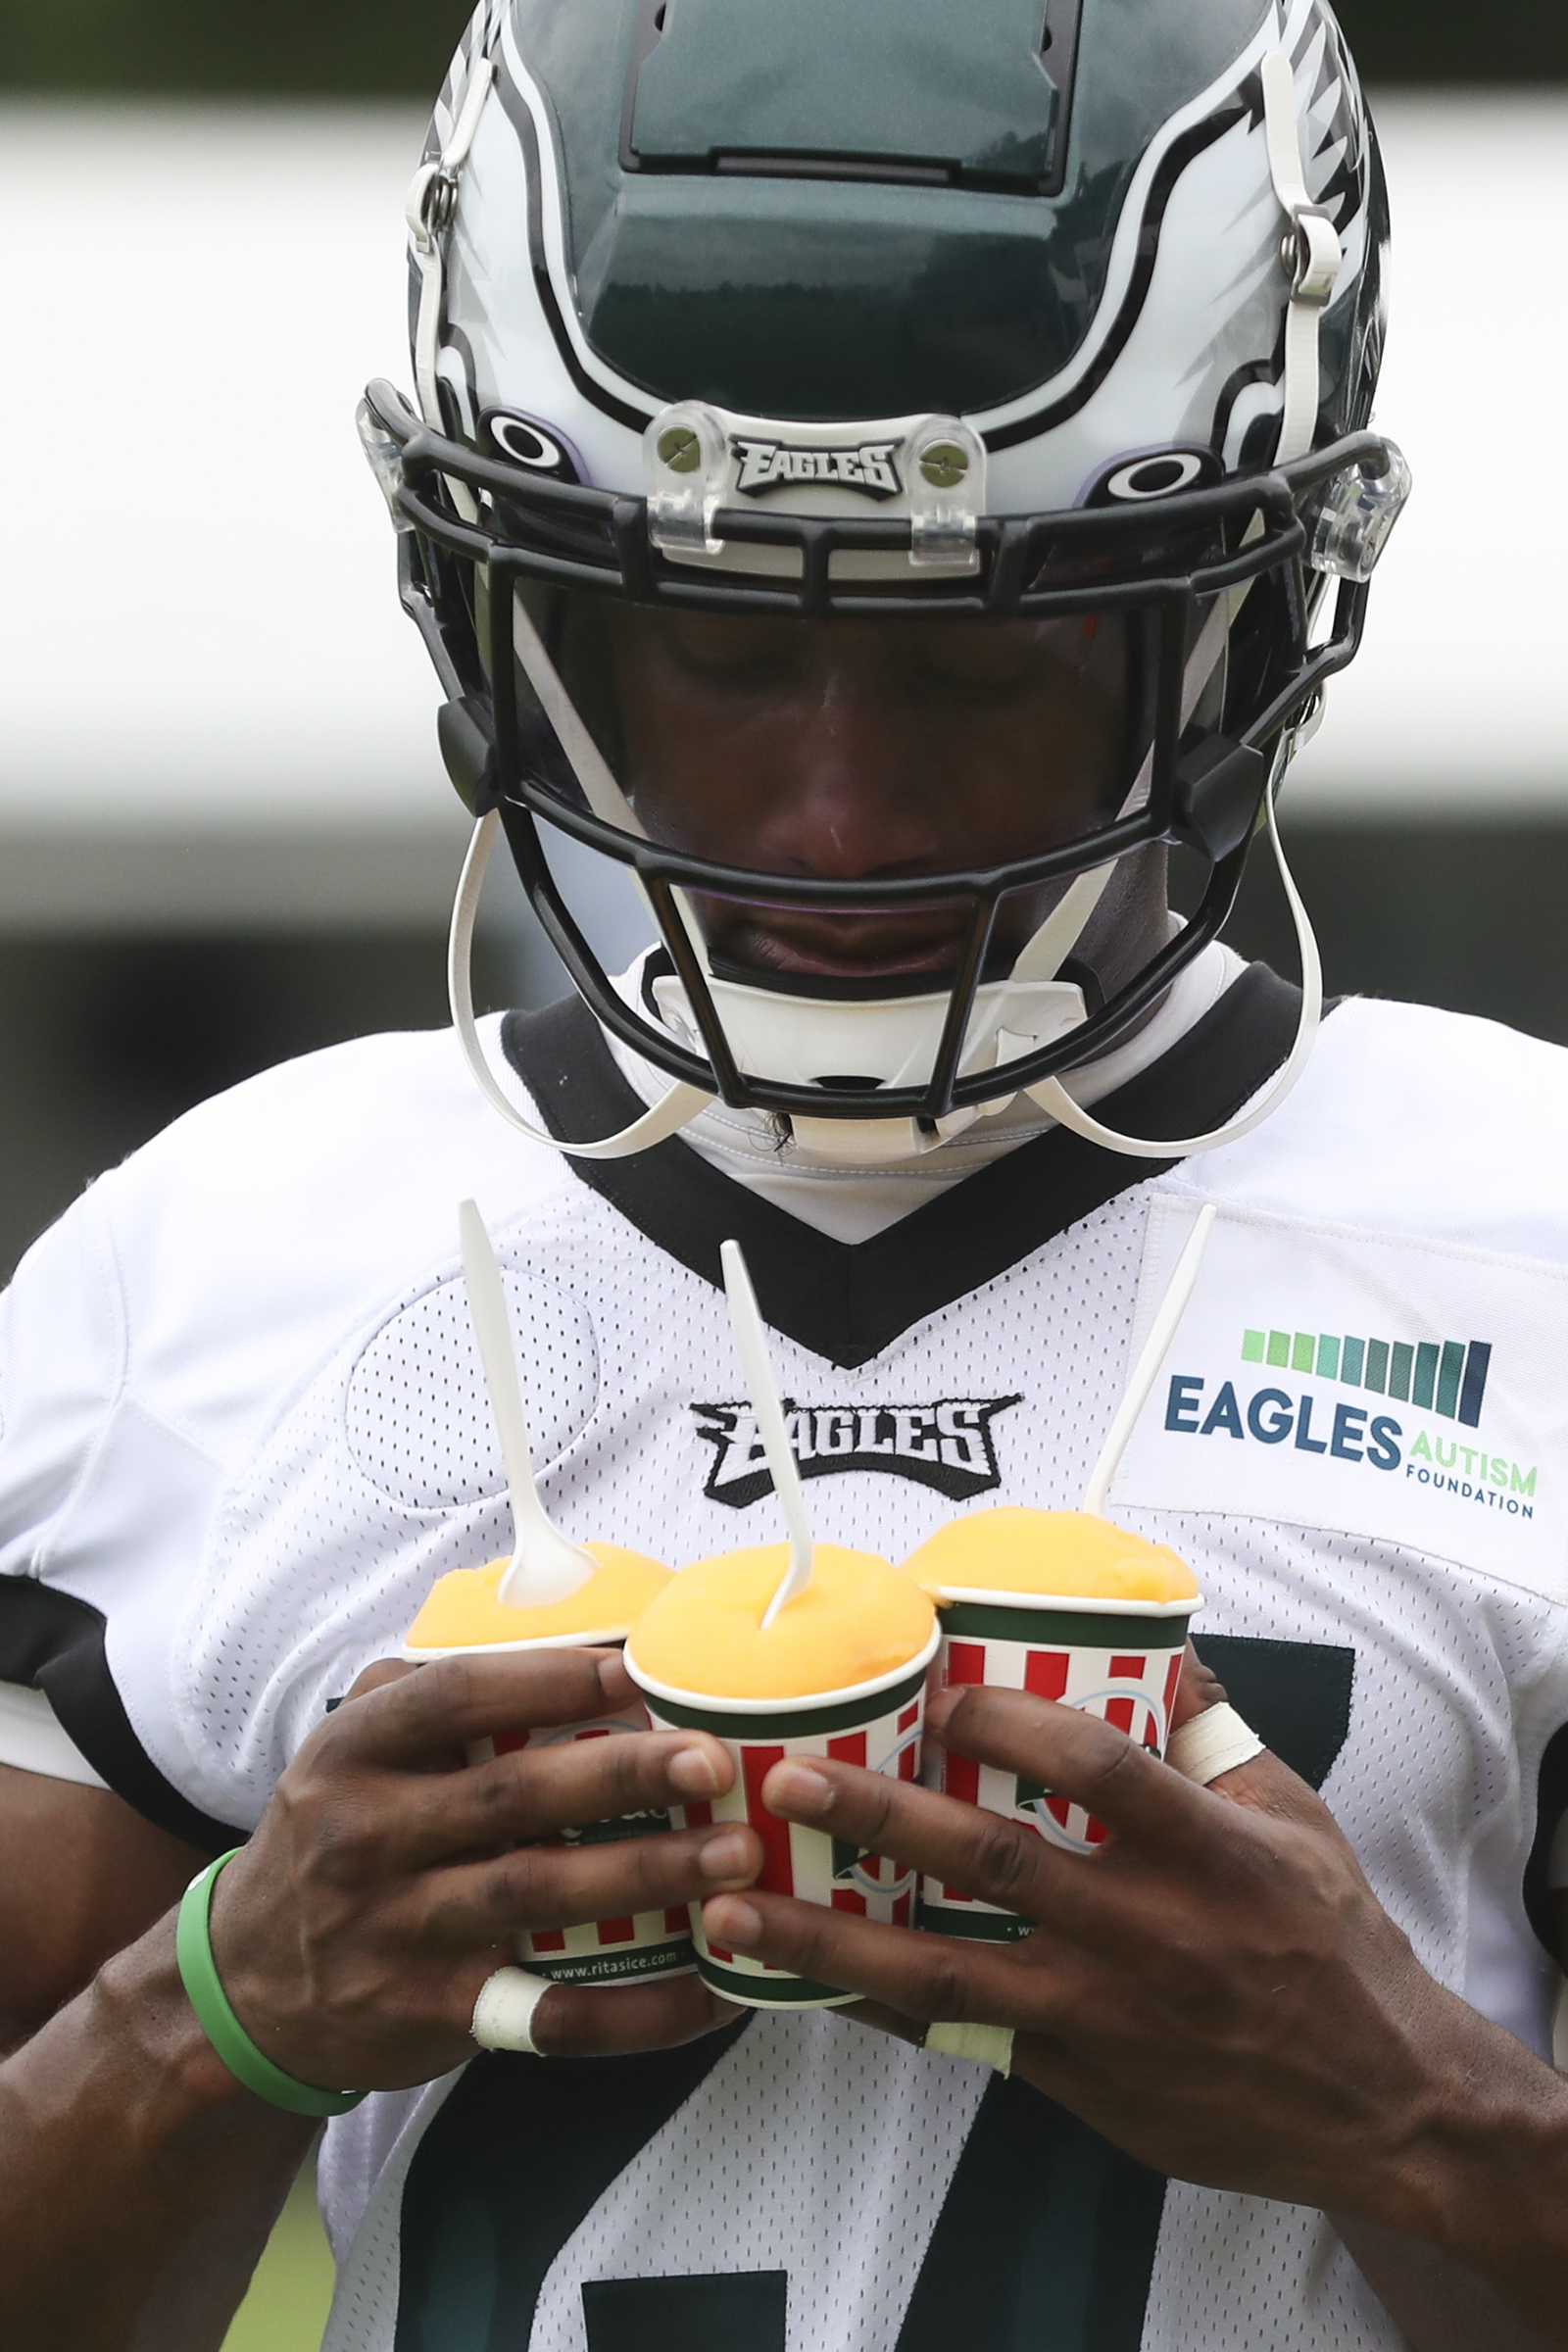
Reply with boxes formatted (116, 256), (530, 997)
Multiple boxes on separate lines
(923, 2021), (1014, 2075)
(1166, 1703), (1265, 1788)
(471, 1966), (553, 2054)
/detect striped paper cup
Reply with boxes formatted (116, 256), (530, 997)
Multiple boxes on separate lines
(468, 1706), (696, 1986)
(918, 1590), (1199, 1945)
(625, 1623), (942, 2009)
(436, 1628), (693, 1987)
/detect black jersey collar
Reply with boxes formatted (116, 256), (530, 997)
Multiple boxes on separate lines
(502, 964), (1305, 1370)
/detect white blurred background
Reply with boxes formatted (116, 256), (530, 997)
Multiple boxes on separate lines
(2, 83), (1567, 1276)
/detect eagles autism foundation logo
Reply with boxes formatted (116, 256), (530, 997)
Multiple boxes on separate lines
(1164, 1319), (1537, 1518)
(692, 1396), (1021, 1508)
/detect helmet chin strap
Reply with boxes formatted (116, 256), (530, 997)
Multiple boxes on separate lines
(774, 862), (1114, 1166)
(448, 810), (714, 1158)
(1261, 47), (1343, 468)
(407, 53), (495, 523)
(1027, 749), (1321, 1157)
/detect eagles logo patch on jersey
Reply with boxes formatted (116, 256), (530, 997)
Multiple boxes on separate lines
(692, 1396), (1022, 1508)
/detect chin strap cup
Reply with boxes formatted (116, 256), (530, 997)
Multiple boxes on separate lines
(788, 1115), (928, 1165)
(1170, 738), (1268, 862)
(438, 697), (501, 815)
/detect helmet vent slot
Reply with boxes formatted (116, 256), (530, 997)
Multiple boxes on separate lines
(621, 0), (1082, 199)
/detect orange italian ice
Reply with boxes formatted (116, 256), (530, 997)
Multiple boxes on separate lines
(626, 1543), (937, 1701)
(404, 1543), (672, 1656)
(903, 1507), (1200, 1606)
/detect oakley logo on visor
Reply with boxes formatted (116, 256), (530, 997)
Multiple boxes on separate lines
(1083, 445), (1221, 507)
(483, 409), (582, 483)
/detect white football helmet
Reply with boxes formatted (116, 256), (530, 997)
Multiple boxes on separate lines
(360, 0), (1408, 1159)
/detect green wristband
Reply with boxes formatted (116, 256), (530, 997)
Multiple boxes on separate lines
(176, 1849), (366, 2119)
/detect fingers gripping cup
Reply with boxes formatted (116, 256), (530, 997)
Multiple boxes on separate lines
(627, 1237), (937, 2007)
(901, 1204), (1212, 1940)
(399, 1199), (694, 1985)
(906, 1509), (1200, 1944)
(404, 1545), (698, 1985)
(625, 1543), (939, 2007)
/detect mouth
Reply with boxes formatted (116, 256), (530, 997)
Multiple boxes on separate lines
(702, 904), (972, 987)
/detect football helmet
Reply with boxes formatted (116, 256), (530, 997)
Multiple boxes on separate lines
(360, 0), (1407, 1160)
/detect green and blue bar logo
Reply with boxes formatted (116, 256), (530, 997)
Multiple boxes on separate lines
(1240, 1329), (1490, 1427)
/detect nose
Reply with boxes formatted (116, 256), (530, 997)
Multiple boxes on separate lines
(751, 666), (945, 883)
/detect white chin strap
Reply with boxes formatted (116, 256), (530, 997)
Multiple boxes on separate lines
(1261, 47), (1343, 468)
(1027, 758), (1320, 1158)
(447, 755), (1318, 1169)
(651, 858), (1112, 1165)
(407, 55), (495, 524)
(448, 810), (714, 1158)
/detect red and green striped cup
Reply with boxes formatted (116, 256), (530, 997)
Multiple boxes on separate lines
(467, 1704), (697, 1986)
(626, 1624), (942, 2008)
(917, 1592), (1197, 1944)
(406, 1618), (696, 1987)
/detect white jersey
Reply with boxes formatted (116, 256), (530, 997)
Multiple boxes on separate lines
(4, 966), (1568, 2352)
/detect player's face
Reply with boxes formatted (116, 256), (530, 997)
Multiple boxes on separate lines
(606, 607), (1129, 984)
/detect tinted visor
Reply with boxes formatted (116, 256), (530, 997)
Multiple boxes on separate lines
(486, 580), (1168, 986)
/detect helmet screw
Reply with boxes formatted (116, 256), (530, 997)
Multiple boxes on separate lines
(658, 425), (702, 474)
(918, 441), (968, 489)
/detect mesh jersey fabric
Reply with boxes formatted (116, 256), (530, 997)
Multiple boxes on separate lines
(3, 991), (1568, 2350)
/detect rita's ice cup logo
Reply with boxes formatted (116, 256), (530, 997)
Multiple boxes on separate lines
(905, 1509), (1201, 1939)
(1163, 1323), (1537, 1519)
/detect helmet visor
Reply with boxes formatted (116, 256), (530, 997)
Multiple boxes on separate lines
(491, 579), (1159, 990)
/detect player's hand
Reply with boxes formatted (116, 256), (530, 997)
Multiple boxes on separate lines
(207, 1650), (760, 2092)
(700, 1663), (1475, 2218)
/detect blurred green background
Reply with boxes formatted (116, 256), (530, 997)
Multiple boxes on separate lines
(224, 2164), (337, 2352)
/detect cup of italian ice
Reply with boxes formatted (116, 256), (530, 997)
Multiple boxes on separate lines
(902, 1508), (1201, 1944)
(624, 1543), (941, 2009)
(404, 1544), (697, 1986)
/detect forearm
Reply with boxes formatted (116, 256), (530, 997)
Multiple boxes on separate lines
(1336, 2005), (1568, 2352)
(1335, 2214), (1561, 2352)
(0, 1910), (315, 2352)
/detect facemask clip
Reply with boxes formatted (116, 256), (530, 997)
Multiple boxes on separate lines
(645, 403), (728, 556)
(1310, 442), (1412, 581)
(906, 417), (986, 569)
(357, 400), (415, 532)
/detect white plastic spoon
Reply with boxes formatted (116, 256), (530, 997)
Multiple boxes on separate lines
(1082, 1202), (1218, 1518)
(459, 1198), (596, 1607)
(719, 1238), (815, 1629)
